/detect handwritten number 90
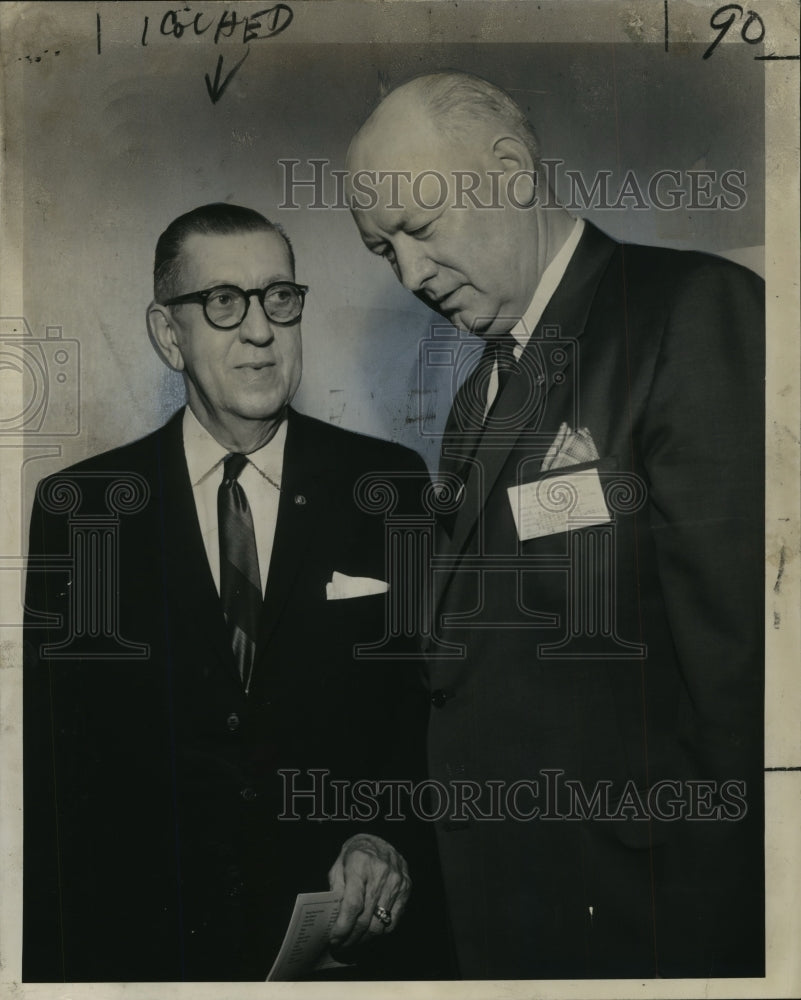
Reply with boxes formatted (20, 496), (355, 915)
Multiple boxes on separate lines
(703, 4), (766, 60)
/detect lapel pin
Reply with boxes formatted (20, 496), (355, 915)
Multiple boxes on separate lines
(294, 494), (306, 505)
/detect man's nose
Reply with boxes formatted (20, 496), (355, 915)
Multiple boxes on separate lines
(238, 295), (275, 345)
(393, 236), (437, 292)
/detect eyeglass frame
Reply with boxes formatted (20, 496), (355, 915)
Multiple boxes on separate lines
(161, 281), (309, 330)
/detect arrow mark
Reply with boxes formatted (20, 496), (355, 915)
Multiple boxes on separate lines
(205, 47), (250, 105)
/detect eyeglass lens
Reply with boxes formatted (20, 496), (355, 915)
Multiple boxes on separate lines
(205, 285), (303, 328)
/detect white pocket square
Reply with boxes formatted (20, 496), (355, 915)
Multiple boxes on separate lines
(542, 422), (600, 471)
(325, 571), (389, 600)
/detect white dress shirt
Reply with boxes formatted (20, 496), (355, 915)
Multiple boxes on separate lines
(182, 407), (287, 596)
(484, 217), (585, 416)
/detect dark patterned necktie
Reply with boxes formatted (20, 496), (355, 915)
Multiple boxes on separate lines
(218, 453), (262, 692)
(484, 331), (520, 423)
(453, 333), (520, 482)
(437, 332), (521, 540)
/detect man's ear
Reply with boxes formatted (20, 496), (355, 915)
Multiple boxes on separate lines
(146, 302), (185, 372)
(492, 134), (535, 173)
(492, 135), (537, 205)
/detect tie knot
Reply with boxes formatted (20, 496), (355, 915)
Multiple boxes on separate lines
(223, 452), (249, 483)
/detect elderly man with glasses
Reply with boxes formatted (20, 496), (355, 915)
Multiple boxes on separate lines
(23, 203), (440, 983)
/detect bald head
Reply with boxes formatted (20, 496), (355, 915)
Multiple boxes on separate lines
(346, 71), (572, 339)
(347, 82), (451, 182)
(349, 71), (540, 170)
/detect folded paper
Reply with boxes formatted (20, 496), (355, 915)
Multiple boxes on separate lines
(508, 468), (611, 541)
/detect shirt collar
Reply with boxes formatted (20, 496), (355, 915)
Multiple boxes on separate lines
(510, 217), (585, 354)
(182, 406), (288, 488)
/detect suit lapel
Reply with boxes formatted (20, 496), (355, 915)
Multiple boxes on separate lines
(436, 223), (619, 606)
(255, 410), (322, 660)
(154, 410), (235, 676)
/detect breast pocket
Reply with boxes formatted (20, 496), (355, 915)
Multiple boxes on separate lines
(322, 588), (389, 661)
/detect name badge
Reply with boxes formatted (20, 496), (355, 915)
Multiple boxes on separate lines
(507, 468), (611, 541)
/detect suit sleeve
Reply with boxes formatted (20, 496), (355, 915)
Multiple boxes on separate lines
(639, 259), (764, 790)
(22, 489), (67, 981)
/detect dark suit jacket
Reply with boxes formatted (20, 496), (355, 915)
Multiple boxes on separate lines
(427, 222), (765, 979)
(23, 407), (444, 982)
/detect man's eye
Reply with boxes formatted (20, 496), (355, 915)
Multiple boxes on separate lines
(377, 245), (396, 263)
(409, 223), (431, 238)
(209, 291), (234, 306)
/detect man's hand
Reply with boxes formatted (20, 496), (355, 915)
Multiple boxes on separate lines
(327, 833), (411, 949)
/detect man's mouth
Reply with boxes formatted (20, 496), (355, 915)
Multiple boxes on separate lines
(429, 286), (465, 310)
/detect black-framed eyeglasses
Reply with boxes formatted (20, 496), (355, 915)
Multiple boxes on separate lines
(163, 281), (309, 330)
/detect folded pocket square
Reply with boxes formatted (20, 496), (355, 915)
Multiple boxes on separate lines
(542, 422), (600, 471)
(325, 571), (389, 600)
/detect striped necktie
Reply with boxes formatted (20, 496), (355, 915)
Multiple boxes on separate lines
(452, 332), (520, 483)
(218, 453), (262, 692)
(484, 331), (520, 422)
(437, 332), (521, 539)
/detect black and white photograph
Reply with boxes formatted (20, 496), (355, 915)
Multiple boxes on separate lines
(0, 1), (798, 997)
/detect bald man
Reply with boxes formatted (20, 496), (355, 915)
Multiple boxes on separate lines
(347, 72), (764, 979)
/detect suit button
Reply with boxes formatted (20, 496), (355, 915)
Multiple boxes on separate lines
(240, 787), (258, 801)
(431, 689), (449, 708)
(226, 712), (240, 732)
